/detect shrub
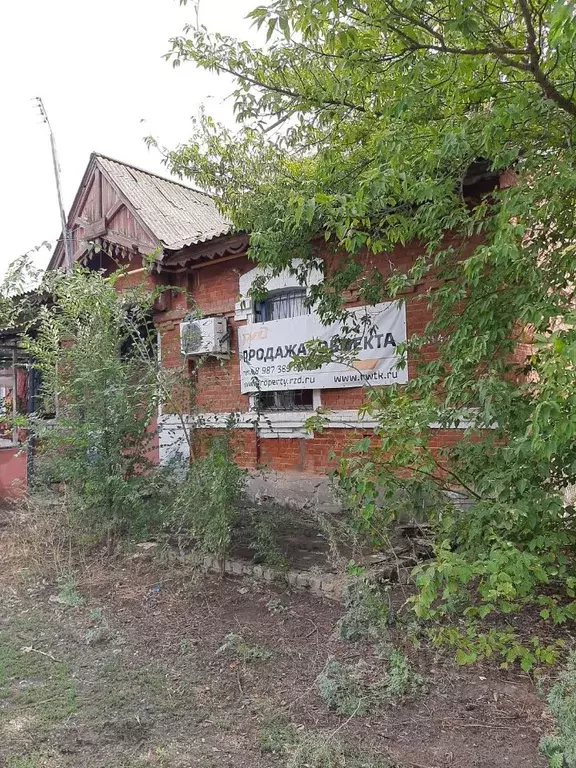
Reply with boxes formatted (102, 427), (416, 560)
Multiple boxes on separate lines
(287, 734), (347, 768)
(216, 632), (272, 663)
(169, 435), (246, 558)
(317, 651), (422, 716)
(540, 651), (576, 767)
(337, 441), (576, 669)
(257, 714), (297, 755)
(317, 658), (369, 716)
(286, 732), (392, 768)
(25, 267), (171, 540)
(428, 622), (564, 673)
(337, 580), (392, 643)
(249, 507), (288, 568)
(56, 575), (84, 607)
(17, 266), (268, 562)
(377, 647), (423, 700)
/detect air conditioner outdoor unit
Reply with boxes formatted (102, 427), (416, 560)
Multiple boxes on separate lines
(180, 316), (229, 357)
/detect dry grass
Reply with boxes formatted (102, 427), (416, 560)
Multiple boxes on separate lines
(2, 492), (108, 584)
(0, 494), (549, 768)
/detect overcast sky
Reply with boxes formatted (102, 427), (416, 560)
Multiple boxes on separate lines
(0, 0), (258, 277)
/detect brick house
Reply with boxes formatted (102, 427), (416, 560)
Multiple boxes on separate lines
(47, 152), (494, 492)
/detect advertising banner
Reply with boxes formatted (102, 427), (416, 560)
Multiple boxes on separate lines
(239, 301), (407, 393)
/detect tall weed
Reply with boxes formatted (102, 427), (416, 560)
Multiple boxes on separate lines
(169, 435), (246, 557)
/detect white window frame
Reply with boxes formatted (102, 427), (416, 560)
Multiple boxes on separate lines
(235, 262), (323, 427)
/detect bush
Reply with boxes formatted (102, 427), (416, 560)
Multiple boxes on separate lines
(378, 647), (423, 700)
(258, 715), (297, 755)
(25, 267), (170, 540)
(317, 658), (370, 716)
(216, 632), (272, 663)
(337, 444), (576, 670)
(249, 507), (288, 568)
(317, 651), (422, 716)
(286, 732), (392, 768)
(540, 651), (576, 767)
(56, 575), (84, 607)
(18, 268), (274, 563)
(169, 435), (246, 557)
(287, 734), (349, 768)
(337, 581), (392, 643)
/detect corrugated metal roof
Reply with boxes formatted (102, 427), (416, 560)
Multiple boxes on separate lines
(95, 154), (231, 249)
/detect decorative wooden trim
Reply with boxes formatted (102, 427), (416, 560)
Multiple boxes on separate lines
(83, 217), (107, 240)
(104, 199), (125, 223)
(48, 155), (100, 271)
(97, 162), (160, 247)
(163, 234), (249, 268)
(95, 169), (103, 218)
(73, 161), (99, 227)
(97, 231), (156, 255)
(190, 252), (246, 270)
(75, 243), (89, 263)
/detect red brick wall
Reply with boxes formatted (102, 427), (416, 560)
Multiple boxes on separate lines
(181, 242), (473, 408)
(148, 258), (256, 415)
(114, 267), (156, 292)
(193, 428), (259, 469)
(193, 426), (466, 474)
(189, 257), (254, 413)
(259, 429), (356, 473)
(118, 246), (475, 475)
(193, 428), (345, 473)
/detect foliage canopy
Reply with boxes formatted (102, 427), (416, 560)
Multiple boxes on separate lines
(163, 0), (576, 656)
(23, 267), (167, 535)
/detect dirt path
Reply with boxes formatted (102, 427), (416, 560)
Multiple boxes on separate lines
(0, 535), (547, 767)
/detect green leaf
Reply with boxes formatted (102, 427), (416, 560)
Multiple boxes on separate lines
(266, 18), (277, 42)
(456, 648), (477, 665)
(278, 15), (290, 40)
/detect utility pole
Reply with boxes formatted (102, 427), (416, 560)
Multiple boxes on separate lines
(34, 97), (72, 270)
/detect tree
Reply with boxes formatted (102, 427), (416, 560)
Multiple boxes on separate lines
(162, 1), (576, 663)
(17, 264), (250, 560)
(23, 266), (168, 538)
(0, 249), (46, 331)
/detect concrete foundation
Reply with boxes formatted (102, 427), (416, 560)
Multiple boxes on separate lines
(246, 470), (342, 515)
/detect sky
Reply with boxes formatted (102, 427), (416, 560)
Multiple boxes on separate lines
(0, 0), (258, 277)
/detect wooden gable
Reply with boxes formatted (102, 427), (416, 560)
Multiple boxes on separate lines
(51, 157), (159, 270)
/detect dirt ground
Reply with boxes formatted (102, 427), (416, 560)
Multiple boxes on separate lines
(0, 508), (549, 768)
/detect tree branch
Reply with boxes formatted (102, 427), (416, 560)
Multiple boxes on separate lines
(210, 62), (378, 117)
(518, 0), (576, 117)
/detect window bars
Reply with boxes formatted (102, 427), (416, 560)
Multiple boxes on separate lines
(256, 389), (314, 411)
(253, 288), (314, 411)
(254, 288), (310, 322)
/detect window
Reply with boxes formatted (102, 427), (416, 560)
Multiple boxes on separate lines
(29, 368), (56, 420)
(253, 288), (314, 411)
(120, 310), (157, 361)
(0, 348), (22, 442)
(254, 288), (309, 322)
(257, 389), (314, 411)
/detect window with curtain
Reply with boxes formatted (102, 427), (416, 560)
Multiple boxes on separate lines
(254, 288), (310, 323)
(253, 288), (314, 411)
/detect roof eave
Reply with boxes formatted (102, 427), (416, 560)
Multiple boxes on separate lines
(161, 232), (249, 269)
